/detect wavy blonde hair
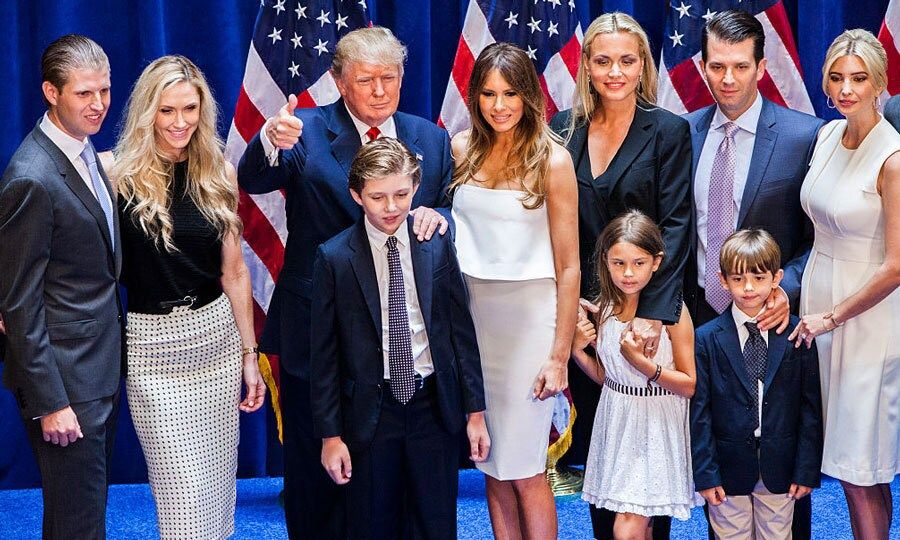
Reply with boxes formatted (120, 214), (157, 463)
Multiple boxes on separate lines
(568, 12), (658, 135)
(450, 43), (556, 209)
(111, 55), (240, 251)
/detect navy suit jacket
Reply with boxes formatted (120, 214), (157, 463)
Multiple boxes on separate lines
(684, 99), (824, 324)
(237, 99), (453, 378)
(691, 312), (823, 495)
(309, 217), (485, 445)
(550, 106), (693, 325)
(884, 95), (900, 132)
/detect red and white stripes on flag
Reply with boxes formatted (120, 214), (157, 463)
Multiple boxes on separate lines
(878, 0), (900, 96)
(658, 2), (814, 115)
(438, 0), (584, 136)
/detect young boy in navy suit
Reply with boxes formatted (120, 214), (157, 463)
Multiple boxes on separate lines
(309, 137), (489, 540)
(691, 229), (823, 540)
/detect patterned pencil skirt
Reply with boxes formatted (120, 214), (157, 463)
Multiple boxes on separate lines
(126, 293), (242, 540)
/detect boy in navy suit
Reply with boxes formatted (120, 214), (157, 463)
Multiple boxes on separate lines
(310, 138), (489, 540)
(691, 229), (822, 540)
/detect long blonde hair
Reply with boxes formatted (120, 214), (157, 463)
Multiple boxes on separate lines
(568, 13), (658, 135)
(112, 55), (240, 251)
(450, 43), (556, 209)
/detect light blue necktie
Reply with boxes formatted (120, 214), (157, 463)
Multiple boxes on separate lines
(79, 145), (115, 250)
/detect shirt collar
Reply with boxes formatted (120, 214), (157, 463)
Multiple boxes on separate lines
(731, 302), (766, 329)
(712, 91), (763, 136)
(344, 102), (397, 141)
(40, 112), (89, 163)
(364, 215), (409, 252)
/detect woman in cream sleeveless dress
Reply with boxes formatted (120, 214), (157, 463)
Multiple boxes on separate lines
(450, 43), (579, 538)
(795, 29), (900, 538)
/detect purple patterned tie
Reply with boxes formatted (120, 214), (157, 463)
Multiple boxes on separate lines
(705, 122), (739, 313)
(386, 236), (415, 404)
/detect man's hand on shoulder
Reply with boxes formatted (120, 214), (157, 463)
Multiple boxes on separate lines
(409, 206), (448, 241)
(40, 405), (82, 447)
(266, 94), (303, 150)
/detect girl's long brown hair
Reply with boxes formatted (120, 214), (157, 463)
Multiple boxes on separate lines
(593, 210), (665, 325)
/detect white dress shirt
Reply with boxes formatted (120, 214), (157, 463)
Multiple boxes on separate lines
(39, 113), (112, 205)
(364, 217), (434, 379)
(694, 93), (764, 289)
(261, 102), (397, 164)
(731, 304), (769, 438)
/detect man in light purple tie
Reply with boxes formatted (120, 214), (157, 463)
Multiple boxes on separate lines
(682, 10), (824, 540)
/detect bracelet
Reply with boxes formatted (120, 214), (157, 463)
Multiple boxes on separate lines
(241, 345), (259, 356)
(822, 310), (844, 330)
(647, 364), (662, 388)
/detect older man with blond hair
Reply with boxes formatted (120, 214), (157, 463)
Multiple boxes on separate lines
(238, 26), (453, 539)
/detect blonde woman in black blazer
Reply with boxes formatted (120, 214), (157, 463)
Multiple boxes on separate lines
(550, 12), (692, 540)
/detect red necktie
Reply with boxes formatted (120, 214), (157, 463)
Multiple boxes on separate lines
(365, 126), (381, 142)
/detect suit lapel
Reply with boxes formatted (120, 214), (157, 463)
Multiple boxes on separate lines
(328, 100), (362, 178)
(738, 99), (777, 227)
(395, 114), (427, 207)
(691, 106), (715, 181)
(348, 220), (382, 334)
(90, 141), (122, 275)
(762, 327), (789, 395)
(601, 107), (653, 197)
(713, 313), (757, 398)
(407, 220), (433, 334)
(32, 126), (117, 262)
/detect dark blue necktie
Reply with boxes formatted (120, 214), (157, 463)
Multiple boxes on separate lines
(386, 236), (415, 403)
(743, 321), (767, 427)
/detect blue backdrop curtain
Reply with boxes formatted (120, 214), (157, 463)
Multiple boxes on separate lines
(0, 0), (889, 489)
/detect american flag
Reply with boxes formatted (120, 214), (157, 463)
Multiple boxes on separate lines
(225, 0), (370, 437)
(437, 0), (583, 458)
(657, 0), (814, 114)
(878, 0), (900, 95)
(438, 0), (583, 135)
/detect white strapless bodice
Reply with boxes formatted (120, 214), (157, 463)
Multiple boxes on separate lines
(451, 184), (555, 281)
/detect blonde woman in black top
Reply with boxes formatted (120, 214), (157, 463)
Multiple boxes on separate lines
(105, 55), (265, 540)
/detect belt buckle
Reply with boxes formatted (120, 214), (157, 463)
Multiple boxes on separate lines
(158, 295), (197, 311)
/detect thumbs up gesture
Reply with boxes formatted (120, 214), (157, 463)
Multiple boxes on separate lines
(265, 94), (304, 150)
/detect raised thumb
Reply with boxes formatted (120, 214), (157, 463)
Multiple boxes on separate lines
(284, 93), (298, 115)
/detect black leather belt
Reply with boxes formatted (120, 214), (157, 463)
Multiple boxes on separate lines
(384, 373), (433, 392)
(128, 285), (221, 314)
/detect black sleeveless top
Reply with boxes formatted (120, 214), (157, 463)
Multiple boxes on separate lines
(120, 161), (223, 313)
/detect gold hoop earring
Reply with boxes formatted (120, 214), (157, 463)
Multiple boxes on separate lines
(826, 96), (836, 109)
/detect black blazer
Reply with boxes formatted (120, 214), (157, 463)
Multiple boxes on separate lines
(0, 123), (124, 419)
(237, 100), (453, 379)
(691, 312), (823, 495)
(550, 106), (693, 324)
(684, 99), (824, 325)
(309, 217), (485, 445)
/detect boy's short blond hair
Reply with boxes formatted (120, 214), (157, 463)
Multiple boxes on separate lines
(719, 229), (782, 276)
(348, 137), (421, 194)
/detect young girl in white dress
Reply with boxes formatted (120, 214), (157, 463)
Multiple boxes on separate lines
(572, 210), (699, 539)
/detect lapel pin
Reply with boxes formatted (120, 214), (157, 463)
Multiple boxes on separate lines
(416, 153), (423, 161)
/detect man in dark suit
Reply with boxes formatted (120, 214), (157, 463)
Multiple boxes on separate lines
(310, 138), (487, 539)
(692, 229), (822, 540)
(237, 26), (453, 539)
(684, 11), (825, 538)
(0, 35), (123, 539)
(885, 94), (900, 131)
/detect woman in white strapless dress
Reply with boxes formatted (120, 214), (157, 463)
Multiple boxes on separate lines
(791, 30), (900, 539)
(449, 43), (579, 539)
